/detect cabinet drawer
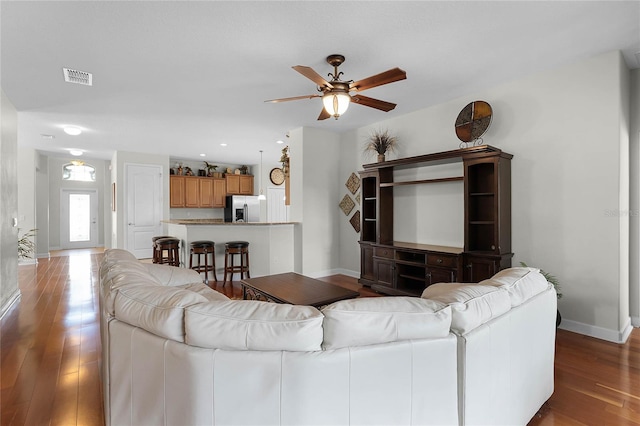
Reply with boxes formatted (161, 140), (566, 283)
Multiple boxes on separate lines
(374, 247), (394, 259)
(426, 253), (458, 268)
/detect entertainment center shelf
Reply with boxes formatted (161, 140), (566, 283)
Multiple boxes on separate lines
(359, 145), (513, 296)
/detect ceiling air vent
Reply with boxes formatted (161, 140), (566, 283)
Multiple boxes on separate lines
(63, 68), (92, 86)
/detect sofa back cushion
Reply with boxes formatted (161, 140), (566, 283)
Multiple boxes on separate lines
(177, 282), (230, 302)
(321, 297), (452, 350)
(114, 285), (208, 342)
(480, 267), (551, 307)
(184, 300), (323, 351)
(421, 284), (511, 335)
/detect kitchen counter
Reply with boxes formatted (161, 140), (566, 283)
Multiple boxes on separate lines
(164, 219), (298, 226)
(166, 221), (298, 278)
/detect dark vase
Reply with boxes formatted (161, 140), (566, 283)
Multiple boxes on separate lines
(556, 310), (562, 328)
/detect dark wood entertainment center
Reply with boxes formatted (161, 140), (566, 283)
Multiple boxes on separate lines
(359, 145), (513, 296)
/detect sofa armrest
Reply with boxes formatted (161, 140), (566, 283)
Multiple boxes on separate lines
(143, 263), (203, 286)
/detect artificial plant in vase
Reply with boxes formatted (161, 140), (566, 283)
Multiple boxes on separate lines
(204, 161), (218, 177)
(18, 228), (37, 260)
(364, 129), (398, 162)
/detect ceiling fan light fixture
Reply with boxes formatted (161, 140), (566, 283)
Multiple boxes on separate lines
(322, 91), (350, 119)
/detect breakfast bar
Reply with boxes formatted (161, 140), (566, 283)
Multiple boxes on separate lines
(165, 219), (298, 279)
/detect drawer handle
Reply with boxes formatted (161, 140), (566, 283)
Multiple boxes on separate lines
(437, 258), (443, 264)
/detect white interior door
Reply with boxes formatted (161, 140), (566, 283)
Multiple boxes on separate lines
(60, 189), (98, 249)
(126, 164), (163, 259)
(267, 187), (286, 222)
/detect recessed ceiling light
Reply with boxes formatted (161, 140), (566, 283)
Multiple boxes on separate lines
(63, 126), (82, 136)
(276, 140), (284, 144)
(41, 134), (55, 139)
(220, 143), (227, 147)
(199, 153), (206, 157)
(69, 149), (83, 156)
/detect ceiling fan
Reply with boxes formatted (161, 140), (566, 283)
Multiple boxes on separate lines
(265, 54), (407, 120)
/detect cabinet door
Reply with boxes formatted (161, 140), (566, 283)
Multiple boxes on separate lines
(360, 244), (374, 283)
(212, 178), (226, 208)
(426, 267), (456, 285)
(239, 175), (254, 195)
(184, 177), (200, 208)
(463, 256), (498, 282)
(170, 176), (185, 208)
(374, 259), (395, 287)
(226, 175), (240, 194)
(199, 178), (214, 208)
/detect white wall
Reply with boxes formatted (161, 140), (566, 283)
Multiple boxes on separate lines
(630, 68), (640, 327)
(35, 152), (50, 258)
(337, 51), (632, 342)
(1, 89), (20, 316)
(289, 127), (342, 276)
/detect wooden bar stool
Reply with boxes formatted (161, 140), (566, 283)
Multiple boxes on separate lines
(152, 235), (173, 263)
(189, 240), (217, 284)
(154, 237), (180, 267)
(222, 241), (250, 286)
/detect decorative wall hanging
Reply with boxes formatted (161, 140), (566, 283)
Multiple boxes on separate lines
(355, 193), (361, 205)
(455, 100), (492, 148)
(345, 172), (361, 194)
(349, 210), (361, 233)
(339, 194), (355, 216)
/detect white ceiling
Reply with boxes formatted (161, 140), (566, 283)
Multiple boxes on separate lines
(2, 1), (639, 166)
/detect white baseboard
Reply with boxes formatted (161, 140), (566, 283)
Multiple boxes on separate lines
(559, 316), (634, 344)
(0, 289), (21, 320)
(18, 258), (38, 265)
(305, 269), (360, 279)
(36, 252), (50, 259)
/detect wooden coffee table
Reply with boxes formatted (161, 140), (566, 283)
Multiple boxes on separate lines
(241, 272), (359, 308)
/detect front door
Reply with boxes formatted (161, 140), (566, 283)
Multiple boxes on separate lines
(125, 163), (163, 259)
(60, 189), (98, 249)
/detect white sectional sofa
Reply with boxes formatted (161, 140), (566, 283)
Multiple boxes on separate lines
(99, 249), (557, 425)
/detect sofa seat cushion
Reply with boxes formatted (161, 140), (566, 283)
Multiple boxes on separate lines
(177, 282), (230, 302)
(184, 301), (323, 351)
(321, 297), (452, 350)
(421, 284), (511, 335)
(480, 267), (551, 307)
(114, 285), (209, 342)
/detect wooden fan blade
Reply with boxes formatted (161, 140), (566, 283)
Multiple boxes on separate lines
(351, 95), (397, 112)
(293, 65), (334, 89)
(317, 107), (331, 120)
(265, 94), (321, 103)
(350, 67), (407, 92)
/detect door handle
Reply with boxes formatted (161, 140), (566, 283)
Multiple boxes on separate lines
(128, 223), (134, 226)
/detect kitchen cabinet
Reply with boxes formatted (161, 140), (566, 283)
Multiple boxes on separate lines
(170, 175), (226, 208)
(170, 176), (186, 208)
(212, 178), (226, 208)
(226, 174), (254, 195)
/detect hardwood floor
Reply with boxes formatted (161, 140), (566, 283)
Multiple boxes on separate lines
(1, 250), (639, 425)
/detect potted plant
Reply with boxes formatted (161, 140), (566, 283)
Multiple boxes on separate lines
(520, 261), (563, 327)
(18, 228), (37, 260)
(364, 129), (398, 162)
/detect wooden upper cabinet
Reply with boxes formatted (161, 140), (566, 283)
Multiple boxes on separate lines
(226, 174), (240, 194)
(170, 175), (226, 208)
(212, 178), (226, 208)
(184, 177), (200, 208)
(199, 178), (214, 208)
(170, 176), (186, 207)
(239, 175), (254, 195)
(226, 174), (254, 195)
